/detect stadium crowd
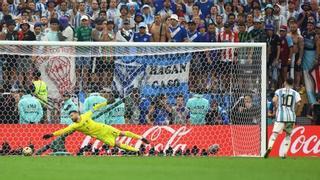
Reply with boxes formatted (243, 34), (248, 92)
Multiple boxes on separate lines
(0, 0), (320, 125)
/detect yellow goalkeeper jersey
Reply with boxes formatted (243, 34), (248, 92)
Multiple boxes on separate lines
(53, 102), (111, 139)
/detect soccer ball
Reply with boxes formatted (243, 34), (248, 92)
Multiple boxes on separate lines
(208, 144), (220, 155)
(22, 147), (33, 156)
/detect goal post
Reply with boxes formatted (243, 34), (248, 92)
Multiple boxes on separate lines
(0, 41), (267, 157)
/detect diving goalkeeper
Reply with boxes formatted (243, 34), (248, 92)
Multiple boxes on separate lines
(42, 101), (149, 152)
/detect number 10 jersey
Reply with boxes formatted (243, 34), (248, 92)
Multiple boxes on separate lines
(275, 88), (301, 123)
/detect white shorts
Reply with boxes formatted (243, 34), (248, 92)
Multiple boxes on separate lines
(272, 121), (294, 134)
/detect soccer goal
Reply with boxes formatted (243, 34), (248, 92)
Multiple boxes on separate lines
(0, 41), (267, 157)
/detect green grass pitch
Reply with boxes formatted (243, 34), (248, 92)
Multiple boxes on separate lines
(0, 156), (319, 180)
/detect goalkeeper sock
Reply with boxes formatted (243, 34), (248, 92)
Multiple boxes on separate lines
(268, 132), (278, 149)
(282, 135), (291, 156)
(124, 131), (142, 140)
(119, 143), (139, 152)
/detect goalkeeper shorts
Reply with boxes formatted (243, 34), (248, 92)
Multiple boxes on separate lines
(101, 125), (121, 147)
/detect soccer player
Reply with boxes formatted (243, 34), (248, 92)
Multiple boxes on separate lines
(264, 78), (301, 158)
(43, 101), (149, 152)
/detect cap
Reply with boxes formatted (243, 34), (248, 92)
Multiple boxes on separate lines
(34, 22), (42, 28)
(80, 15), (89, 21)
(142, 4), (151, 9)
(170, 14), (179, 21)
(138, 22), (147, 28)
(50, 18), (59, 24)
(265, 24), (274, 31)
(264, 4), (274, 10)
(59, 16), (69, 28)
(280, 25), (287, 31)
(20, 20), (30, 28)
(198, 24), (206, 29)
(301, 2), (311, 11)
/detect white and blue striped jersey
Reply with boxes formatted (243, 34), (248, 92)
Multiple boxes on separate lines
(275, 88), (301, 122)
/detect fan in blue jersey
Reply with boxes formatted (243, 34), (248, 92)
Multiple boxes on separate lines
(264, 78), (301, 158)
(131, 22), (152, 42)
(187, 20), (202, 42)
(168, 14), (188, 42)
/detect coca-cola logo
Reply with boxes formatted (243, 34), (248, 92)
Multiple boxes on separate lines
(81, 126), (192, 152)
(278, 126), (320, 156)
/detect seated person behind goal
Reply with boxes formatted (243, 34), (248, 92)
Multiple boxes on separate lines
(43, 100), (149, 152)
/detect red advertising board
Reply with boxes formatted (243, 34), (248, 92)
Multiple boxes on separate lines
(268, 126), (320, 157)
(1, 124), (318, 156)
(0, 125), (260, 156)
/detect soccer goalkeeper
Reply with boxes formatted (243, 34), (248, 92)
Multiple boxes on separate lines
(43, 101), (149, 152)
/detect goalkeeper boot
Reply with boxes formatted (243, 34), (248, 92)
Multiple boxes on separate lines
(141, 137), (150, 144)
(264, 148), (272, 158)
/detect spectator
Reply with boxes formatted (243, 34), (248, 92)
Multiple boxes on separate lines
(88, 0), (100, 21)
(5, 20), (18, 40)
(250, 18), (267, 42)
(0, 88), (19, 124)
(298, 2), (316, 33)
(18, 20), (35, 41)
(205, 5), (219, 25)
(171, 94), (190, 124)
(279, 25), (293, 87)
(187, 20), (201, 42)
(168, 14), (188, 42)
(147, 94), (172, 125)
(42, 18), (61, 41)
(60, 93), (78, 125)
(125, 88), (143, 124)
(264, 4), (277, 29)
(75, 15), (92, 91)
(286, 0), (299, 20)
(34, 22), (44, 41)
(0, 2), (14, 22)
(227, 13), (238, 32)
(288, 19), (304, 89)
(238, 23), (252, 42)
(141, 4), (154, 27)
(205, 100), (228, 125)
(235, 95), (260, 124)
(246, 13), (254, 32)
(150, 13), (168, 42)
(273, 3), (287, 33)
(131, 22), (152, 42)
(18, 85), (43, 124)
(116, 5), (132, 31)
(133, 12), (148, 32)
(83, 91), (107, 123)
(56, 1), (71, 19)
(32, 70), (48, 123)
(92, 18), (105, 42)
(74, 2), (89, 29)
(215, 15), (224, 34)
(265, 24), (280, 90)
(106, 0), (120, 23)
(159, 0), (173, 21)
(115, 19), (133, 42)
(196, 0), (213, 19)
(104, 90), (125, 125)
(59, 16), (74, 41)
(186, 92), (209, 125)
(102, 20), (115, 41)
(204, 23), (217, 42)
(302, 20), (317, 104)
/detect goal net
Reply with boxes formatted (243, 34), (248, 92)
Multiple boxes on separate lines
(0, 41), (266, 157)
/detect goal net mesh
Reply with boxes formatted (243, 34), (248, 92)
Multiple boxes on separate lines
(0, 43), (263, 157)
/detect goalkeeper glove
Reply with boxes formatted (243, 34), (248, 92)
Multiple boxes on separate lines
(43, 134), (53, 139)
